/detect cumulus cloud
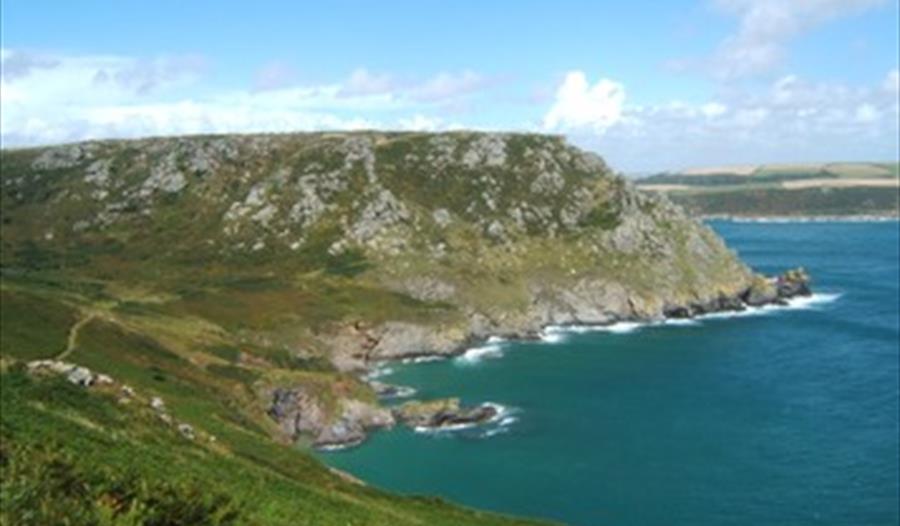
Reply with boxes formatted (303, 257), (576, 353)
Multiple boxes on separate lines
(710, 0), (887, 78)
(0, 49), (493, 147)
(542, 71), (625, 133)
(568, 70), (899, 171)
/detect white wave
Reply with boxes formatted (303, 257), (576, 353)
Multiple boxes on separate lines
(594, 321), (644, 334)
(539, 328), (567, 343)
(498, 416), (519, 426)
(537, 293), (841, 338)
(317, 440), (363, 451)
(783, 292), (842, 310)
(413, 422), (478, 433)
(455, 344), (504, 364)
(362, 366), (394, 380)
(487, 335), (507, 343)
(542, 333), (566, 343)
(661, 318), (701, 327)
(697, 292), (841, 321)
(412, 402), (519, 435)
(482, 426), (510, 438)
(400, 355), (447, 364)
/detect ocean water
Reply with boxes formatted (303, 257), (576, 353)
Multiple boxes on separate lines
(322, 221), (900, 526)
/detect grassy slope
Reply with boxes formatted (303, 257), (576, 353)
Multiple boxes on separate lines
(0, 282), (552, 525)
(637, 162), (900, 216)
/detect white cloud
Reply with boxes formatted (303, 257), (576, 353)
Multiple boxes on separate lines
(0, 50), (495, 147)
(854, 103), (879, 122)
(568, 70), (899, 171)
(542, 71), (625, 133)
(710, 0), (886, 78)
(701, 102), (729, 118)
(396, 114), (445, 131)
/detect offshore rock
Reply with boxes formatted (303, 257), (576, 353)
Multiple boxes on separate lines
(393, 398), (498, 430)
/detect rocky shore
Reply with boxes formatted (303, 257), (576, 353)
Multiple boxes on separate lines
(265, 267), (812, 450)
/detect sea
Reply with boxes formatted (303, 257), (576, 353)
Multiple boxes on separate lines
(321, 220), (900, 526)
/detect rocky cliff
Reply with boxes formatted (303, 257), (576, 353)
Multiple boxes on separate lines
(2, 131), (798, 447)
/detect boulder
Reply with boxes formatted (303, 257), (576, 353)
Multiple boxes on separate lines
(66, 367), (94, 387)
(177, 423), (195, 440)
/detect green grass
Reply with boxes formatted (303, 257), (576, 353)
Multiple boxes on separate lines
(1, 368), (551, 525)
(0, 289), (79, 360)
(636, 162), (899, 217)
(667, 186), (899, 217)
(0, 283), (551, 525)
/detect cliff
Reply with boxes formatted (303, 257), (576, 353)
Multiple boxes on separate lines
(0, 132), (802, 522)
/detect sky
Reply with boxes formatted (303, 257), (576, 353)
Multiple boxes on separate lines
(1, 0), (898, 172)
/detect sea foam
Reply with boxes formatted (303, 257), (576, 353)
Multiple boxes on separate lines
(411, 402), (520, 437)
(539, 292), (842, 337)
(455, 343), (504, 364)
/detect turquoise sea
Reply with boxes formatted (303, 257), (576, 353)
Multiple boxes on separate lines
(322, 221), (900, 526)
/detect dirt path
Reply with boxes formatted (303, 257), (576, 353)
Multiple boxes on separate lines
(56, 313), (97, 361)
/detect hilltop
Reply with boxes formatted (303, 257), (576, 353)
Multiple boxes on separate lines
(636, 162), (900, 218)
(1, 131), (792, 523)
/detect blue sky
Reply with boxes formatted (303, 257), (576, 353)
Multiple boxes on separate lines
(1, 0), (898, 172)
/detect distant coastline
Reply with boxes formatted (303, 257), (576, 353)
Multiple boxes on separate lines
(702, 214), (900, 223)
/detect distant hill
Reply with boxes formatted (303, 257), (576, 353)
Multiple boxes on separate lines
(636, 162), (900, 218)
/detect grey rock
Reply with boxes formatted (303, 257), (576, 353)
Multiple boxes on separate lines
(32, 144), (91, 170)
(66, 367), (94, 387)
(177, 423), (195, 440)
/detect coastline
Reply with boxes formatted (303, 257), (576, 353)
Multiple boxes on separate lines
(700, 214), (899, 223)
(325, 269), (818, 451)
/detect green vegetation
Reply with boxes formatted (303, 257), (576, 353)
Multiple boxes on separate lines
(0, 282), (550, 525)
(0, 131), (754, 523)
(636, 162), (899, 217)
(665, 186), (899, 217)
(0, 367), (550, 525)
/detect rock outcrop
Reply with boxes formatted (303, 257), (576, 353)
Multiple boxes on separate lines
(267, 387), (394, 448)
(393, 399), (499, 430)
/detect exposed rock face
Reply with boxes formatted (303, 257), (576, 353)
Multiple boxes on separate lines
(775, 267), (811, 297)
(5, 131), (802, 377)
(267, 387), (394, 448)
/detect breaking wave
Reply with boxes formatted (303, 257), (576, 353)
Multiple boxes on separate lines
(540, 293), (842, 337)
(455, 344), (504, 364)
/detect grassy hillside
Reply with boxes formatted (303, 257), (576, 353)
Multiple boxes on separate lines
(637, 162), (900, 217)
(0, 282), (552, 525)
(1, 131), (756, 523)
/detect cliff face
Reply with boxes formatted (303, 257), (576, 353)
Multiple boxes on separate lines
(1, 132), (753, 370)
